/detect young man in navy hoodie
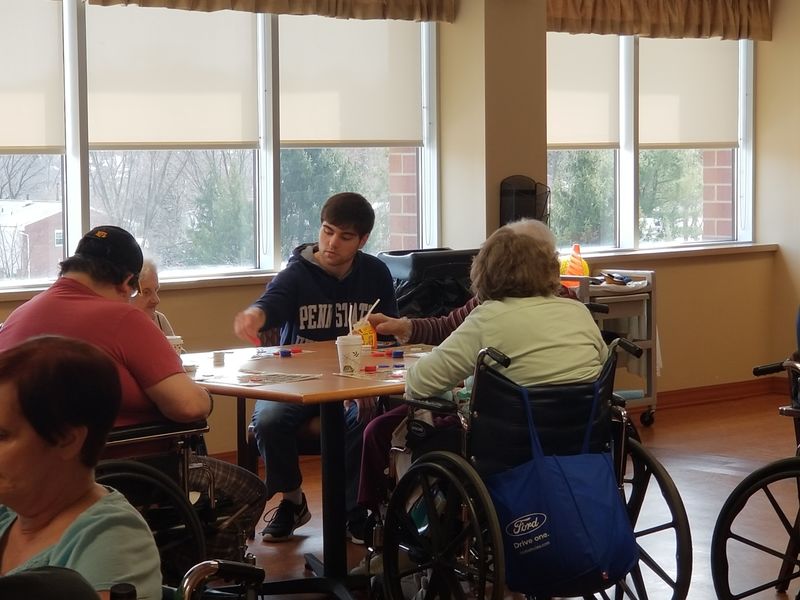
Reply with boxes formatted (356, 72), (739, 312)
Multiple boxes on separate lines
(234, 192), (399, 542)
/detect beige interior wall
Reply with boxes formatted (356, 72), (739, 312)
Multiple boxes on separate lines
(754, 0), (800, 355)
(483, 1), (547, 234)
(438, 0), (488, 246)
(590, 251), (777, 391)
(438, 1), (547, 246)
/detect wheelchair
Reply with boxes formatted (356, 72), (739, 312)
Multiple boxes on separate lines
(374, 338), (692, 600)
(96, 420), (254, 587)
(710, 353), (800, 599)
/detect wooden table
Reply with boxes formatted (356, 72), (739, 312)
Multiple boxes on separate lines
(183, 341), (427, 599)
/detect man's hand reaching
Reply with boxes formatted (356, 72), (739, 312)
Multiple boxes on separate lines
(233, 306), (266, 346)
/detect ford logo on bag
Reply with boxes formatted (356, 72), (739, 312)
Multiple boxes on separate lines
(407, 421), (426, 436)
(506, 513), (546, 537)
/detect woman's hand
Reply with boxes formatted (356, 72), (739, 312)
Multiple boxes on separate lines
(369, 313), (412, 344)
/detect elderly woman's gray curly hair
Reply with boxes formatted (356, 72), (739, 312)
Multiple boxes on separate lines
(469, 219), (560, 302)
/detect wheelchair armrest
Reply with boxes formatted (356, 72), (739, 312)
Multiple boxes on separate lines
(107, 420), (210, 446)
(180, 560), (265, 598)
(208, 559), (265, 585)
(403, 396), (459, 414)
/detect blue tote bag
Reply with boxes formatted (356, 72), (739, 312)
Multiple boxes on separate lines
(484, 385), (638, 597)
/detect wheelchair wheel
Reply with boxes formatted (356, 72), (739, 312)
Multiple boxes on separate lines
(711, 457), (800, 599)
(602, 438), (692, 600)
(382, 450), (504, 600)
(97, 459), (207, 587)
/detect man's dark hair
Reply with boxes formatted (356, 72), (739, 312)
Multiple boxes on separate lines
(320, 192), (375, 238)
(0, 336), (121, 467)
(59, 254), (135, 287)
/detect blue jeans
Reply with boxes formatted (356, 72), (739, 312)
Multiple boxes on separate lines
(251, 400), (366, 521)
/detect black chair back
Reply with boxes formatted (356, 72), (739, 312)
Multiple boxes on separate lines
(468, 352), (617, 477)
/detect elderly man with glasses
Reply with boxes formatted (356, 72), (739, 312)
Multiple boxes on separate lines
(132, 258), (176, 336)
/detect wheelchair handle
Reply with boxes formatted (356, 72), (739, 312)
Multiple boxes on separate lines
(177, 560), (265, 599)
(616, 337), (644, 358)
(479, 346), (511, 368)
(753, 359), (800, 377)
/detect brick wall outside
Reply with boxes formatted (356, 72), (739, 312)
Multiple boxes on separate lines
(702, 149), (734, 241)
(388, 147), (419, 250)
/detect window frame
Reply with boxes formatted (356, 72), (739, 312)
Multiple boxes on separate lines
(547, 33), (753, 251)
(55, 1), (436, 281)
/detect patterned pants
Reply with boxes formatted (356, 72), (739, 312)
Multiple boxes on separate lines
(187, 456), (267, 560)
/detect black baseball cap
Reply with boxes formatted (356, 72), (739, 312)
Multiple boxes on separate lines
(75, 225), (143, 276)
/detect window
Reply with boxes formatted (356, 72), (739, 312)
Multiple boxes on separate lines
(88, 149), (256, 270)
(84, 6), (258, 273)
(0, 1), (65, 283)
(547, 149), (616, 247)
(280, 147), (420, 259)
(278, 15), (423, 260)
(547, 33), (749, 251)
(0, 2), (431, 286)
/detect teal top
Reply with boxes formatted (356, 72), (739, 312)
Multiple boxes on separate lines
(0, 488), (162, 599)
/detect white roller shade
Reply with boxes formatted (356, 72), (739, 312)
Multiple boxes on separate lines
(279, 15), (422, 145)
(547, 32), (619, 146)
(0, 0), (65, 149)
(640, 38), (739, 146)
(86, 4), (258, 146)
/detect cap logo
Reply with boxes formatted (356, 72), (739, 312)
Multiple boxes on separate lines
(94, 231), (108, 239)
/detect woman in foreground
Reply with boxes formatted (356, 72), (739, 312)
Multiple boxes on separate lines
(0, 336), (161, 599)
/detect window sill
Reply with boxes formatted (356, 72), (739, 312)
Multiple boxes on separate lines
(160, 272), (275, 292)
(0, 243), (777, 304)
(584, 242), (777, 265)
(0, 271), (277, 304)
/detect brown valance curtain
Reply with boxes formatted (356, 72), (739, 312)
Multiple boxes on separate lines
(547, 0), (771, 41)
(86, 0), (456, 22)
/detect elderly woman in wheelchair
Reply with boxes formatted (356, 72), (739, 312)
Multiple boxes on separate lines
(356, 223), (603, 574)
(357, 220), (607, 514)
(354, 221), (692, 600)
(0, 336), (162, 599)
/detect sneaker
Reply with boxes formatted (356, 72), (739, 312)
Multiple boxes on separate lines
(261, 494), (311, 542)
(347, 520), (367, 545)
(346, 507), (370, 546)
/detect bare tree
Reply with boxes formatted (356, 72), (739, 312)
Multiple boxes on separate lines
(88, 150), (191, 245)
(0, 226), (25, 278)
(0, 154), (61, 200)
